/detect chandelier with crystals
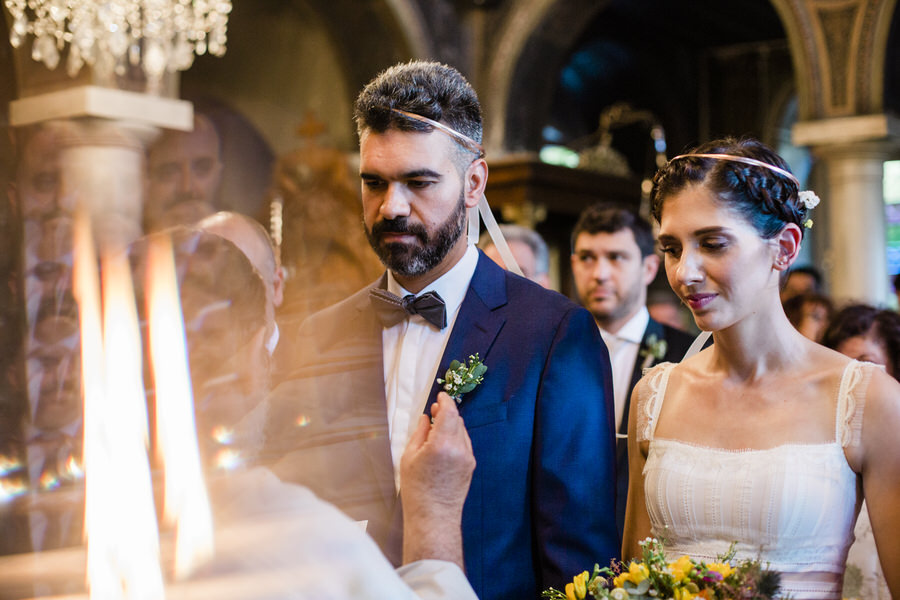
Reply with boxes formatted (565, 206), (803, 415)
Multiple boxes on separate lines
(5, 0), (232, 89)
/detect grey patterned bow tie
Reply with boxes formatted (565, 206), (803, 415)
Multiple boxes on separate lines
(369, 288), (447, 329)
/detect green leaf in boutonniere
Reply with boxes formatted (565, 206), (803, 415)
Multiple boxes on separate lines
(436, 353), (487, 403)
(639, 334), (667, 371)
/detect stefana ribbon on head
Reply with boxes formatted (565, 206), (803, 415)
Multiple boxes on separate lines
(389, 108), (485, 158)
(670, 152), (820, 224)
(384, 107), (526, 276)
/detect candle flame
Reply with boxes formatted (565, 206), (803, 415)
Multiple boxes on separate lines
(146, 233), (215, 580)
(74, 210), (165, 600)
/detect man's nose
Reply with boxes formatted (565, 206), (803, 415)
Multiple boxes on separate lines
(592, 258), (612, 281)
(175, 163), (195, 193)
(379, 184), (411, 220)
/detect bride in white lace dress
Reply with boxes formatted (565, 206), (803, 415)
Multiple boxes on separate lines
(622, 138), (900, 600)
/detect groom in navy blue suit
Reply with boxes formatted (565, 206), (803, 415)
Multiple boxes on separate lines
(264, 61), (618, 600)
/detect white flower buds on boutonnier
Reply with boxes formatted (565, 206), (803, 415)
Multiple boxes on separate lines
(639, 335), (668, 371)
(437, 353), (487, 403)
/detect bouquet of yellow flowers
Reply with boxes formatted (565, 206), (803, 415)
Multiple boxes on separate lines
(543, 538), (782, 600)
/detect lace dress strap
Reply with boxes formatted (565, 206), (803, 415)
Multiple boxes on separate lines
(636, 362), (677, 442)
(836, 359), (875, 449)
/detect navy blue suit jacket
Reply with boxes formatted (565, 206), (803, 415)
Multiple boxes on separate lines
(265, 251), (619, 600)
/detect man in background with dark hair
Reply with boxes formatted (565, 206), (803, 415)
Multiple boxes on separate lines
(266, 60), (617, 600)
(570, 202), (694, 538)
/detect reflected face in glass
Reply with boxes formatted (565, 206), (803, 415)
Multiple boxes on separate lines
(144, 117), (223, 232)
(168, 230), (269, 428)
(27, 343), (82, 431)
(32, 291), (80, 345)
(359, 129), (468, 278)
(16, 127), (63, 222)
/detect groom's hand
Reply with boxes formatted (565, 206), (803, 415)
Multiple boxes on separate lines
(399, 392), (475, 567)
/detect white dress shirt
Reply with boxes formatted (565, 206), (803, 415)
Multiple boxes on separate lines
(382, 246), (479, 491)
(599, 306), (649, 432)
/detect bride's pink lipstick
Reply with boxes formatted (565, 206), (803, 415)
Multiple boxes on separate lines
(685, 293), (716, 310)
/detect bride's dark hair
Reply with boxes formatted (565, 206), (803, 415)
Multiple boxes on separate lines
(650, 137), (809, 239)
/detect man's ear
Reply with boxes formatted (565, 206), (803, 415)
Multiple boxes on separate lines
(463, 158), (488, 209)
(642, 253), (660, 286)
(773, 223), (803, 272)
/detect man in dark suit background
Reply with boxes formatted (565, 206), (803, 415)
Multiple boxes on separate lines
(265, 61), (618, 600)
(570, 203), (695, 539)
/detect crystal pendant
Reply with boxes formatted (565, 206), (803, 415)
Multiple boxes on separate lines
(48, 0), (68, 24)
(31, 38), (43, 62)
(129, 43), (141, 66)
(10, 15), (27, 48)
(173, 34), (193, 70)
(143, 40), (166, 79)
(67, 44), (84, 78)
(42, 38), (61, 70)
(108, 29), (129, 57)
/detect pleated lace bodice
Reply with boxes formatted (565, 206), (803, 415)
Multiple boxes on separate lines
(636, 360), (875, 600)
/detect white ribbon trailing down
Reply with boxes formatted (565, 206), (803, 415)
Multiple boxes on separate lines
(468, 193), (525, 278)
(683, 330), (712, 361)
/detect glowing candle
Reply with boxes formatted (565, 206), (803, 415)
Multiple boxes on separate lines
(145, 233), (214, 580)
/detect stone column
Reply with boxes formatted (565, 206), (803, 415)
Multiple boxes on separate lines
(793, 114), (900, 305)
(55, 118), (157, 250)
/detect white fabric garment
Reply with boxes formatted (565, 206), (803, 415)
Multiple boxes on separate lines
(382, 245), (478, 491)
(842, 501), (891, 600)
(636, 360), (875, 600)
(186, 466), (478, 600)
(599, 306), (648, 432)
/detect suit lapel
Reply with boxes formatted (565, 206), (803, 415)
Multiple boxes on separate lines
(619, 319), (665, 438)
(351, 277), (399, 510)
(425, 253), (507, 415)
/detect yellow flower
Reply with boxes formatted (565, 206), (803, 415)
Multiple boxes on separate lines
(565, 572), (589, 600)
(706, 562), (735, 578)
(668, 555), (694, 581)
(673, 587), (696, 600)
(613, 561), (649, 587)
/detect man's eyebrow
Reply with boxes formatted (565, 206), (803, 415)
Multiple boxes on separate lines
(360, 169), (443, 180)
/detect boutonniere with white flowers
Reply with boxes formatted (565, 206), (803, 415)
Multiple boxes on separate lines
(437, 353), (487, 403)
(639, 335), (667, 371)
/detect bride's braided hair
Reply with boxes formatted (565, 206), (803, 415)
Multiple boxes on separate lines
(650, 137), (809, 239)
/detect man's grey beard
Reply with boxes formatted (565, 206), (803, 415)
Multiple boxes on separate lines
(366, 192), (467, 277)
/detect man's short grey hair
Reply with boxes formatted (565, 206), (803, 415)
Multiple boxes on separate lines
(479, 224), (549, 276)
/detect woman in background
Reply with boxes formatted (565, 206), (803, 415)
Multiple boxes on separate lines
(822, 303), (900, 600)
(623, 138), (900, 599)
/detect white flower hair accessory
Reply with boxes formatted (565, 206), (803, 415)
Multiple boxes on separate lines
(799, 190), (820, 210)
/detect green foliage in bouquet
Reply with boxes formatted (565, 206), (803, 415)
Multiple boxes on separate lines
(436, 353), (487, 402)
(543, 538), (782, 600)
